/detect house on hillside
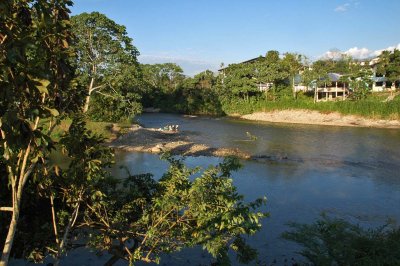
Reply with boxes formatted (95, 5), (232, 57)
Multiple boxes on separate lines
(256, 82), (273, 92)
(367, 57), (387, 92)
(218, 56), (275, 92)
(371, 76), (387, 92)
(365, 57), (398, 92)
(312, 73), (349, 102)
(293, 74), (311, 92)
(218, 57), (261, 76)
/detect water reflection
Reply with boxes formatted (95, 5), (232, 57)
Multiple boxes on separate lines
(112, 149), (400, 264)
(11, 114), (400, 266)
(112, 113), (400, 264)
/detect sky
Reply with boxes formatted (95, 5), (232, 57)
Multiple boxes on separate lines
(71, 0), (400, 76)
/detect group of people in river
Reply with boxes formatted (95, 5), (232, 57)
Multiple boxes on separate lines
(158, 124), (179, 132)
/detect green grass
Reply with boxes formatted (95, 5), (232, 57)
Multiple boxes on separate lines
(222, 92), (400, 119)
(42, 118), (132, 142)
(87, 120), (132, 140)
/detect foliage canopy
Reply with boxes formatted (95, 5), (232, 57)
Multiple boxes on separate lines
(71, 12), (143, 121)
(1, 2), (267, 266)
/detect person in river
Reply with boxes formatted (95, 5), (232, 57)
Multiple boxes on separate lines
(159, 125), (179, 131)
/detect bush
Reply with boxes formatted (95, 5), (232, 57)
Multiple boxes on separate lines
(219, 92), (400, 119)
(282, 215), (400, 266)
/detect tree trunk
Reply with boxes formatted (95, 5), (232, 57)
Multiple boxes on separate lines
(391, 82), (395, 96)
(54, 202), (80, 266)
(314, 87), (317, 103)
(1, 114), (41, 266)
(83, 77), (95, 113)
(0, 161), (29, 266)
(83, 95), (91, 113)
(292, 76), (296, 99)
(0, 197), (20, 266)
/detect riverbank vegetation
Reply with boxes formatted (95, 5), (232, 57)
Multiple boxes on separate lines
(47, 118), (132, 141)
(1, 1), (399, 265)
(141, 50), (400, 119)
(40, 9), (399, 121)
(0, 2), (265, 265)
(283, 215), (400, 265)
(71, 12), (143, 121)
(221, 92), (400, 119)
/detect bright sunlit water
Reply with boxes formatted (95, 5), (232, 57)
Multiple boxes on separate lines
(13, 113), (400, 266)
(110, 113), (400, 265)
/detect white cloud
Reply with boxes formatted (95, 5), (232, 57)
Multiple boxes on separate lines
(320, 43), (400, 60)
(344, 47), (372, 59)
(371, 43), (400, 57)
(321, 49), (343, 60)
(334, 3), (350, 12)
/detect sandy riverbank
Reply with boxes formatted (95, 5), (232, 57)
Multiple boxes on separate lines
(241, 110), (400, 128)
(108, 110), (399, 160)
(109, 125), (251, 159)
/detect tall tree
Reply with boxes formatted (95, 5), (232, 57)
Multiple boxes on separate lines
(223, 63), (258, 101)
(347, 63), (373, 100)
(141, 63), (185, 108)
(256, 51), (288, 100)
(265, 50), (280, 63)
(193, 70), (216, 89)
(282, 53), (303, 99)
(84, 156), (266, 265)
(141, 63), (184, 92)
(377, 49), (400, 91)
(71, 12), (142, 119)
(1, 4), (266, 266)
(0, 1), (82, 264)
(175, 71), (223, 115)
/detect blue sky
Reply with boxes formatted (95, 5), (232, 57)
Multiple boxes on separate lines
(71, 0), (400, 75)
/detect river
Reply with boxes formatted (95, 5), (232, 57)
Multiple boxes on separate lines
(109, 113), (400, 265)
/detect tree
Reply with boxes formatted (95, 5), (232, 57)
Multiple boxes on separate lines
(48, 116), (114, 265)
(347, 63), (372, 100)
(2, 117), (263, 266)
(141, 63), (185, 109)
(141, 67), (222, 115)
(377, 49), (400, 92)
(282, 53), (303, 99)
(306, 60), (331, 102)
(175, 71), (223, 115)
(0, 0), (82, 264)
(193, 70), (216, 90)
(1, 4), (266, 265)
(84, 156), (266, 265)
(142, 63), (185, 92)
(161, 63), (185, 91)
(256, 51), (288, 101)
(283, 215), (400, 265)
(71, 12), (142, 120)
(331, 56), (352, 75)
(222, 63), (258, 101)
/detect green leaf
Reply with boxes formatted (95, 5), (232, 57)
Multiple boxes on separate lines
(44, 107), (59, 117)
(31, 155), (39, 163)
(34, 79), (51, 94)
(62, 39), (69, 48)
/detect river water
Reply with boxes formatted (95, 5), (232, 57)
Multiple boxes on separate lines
(109, 113), (400, 265)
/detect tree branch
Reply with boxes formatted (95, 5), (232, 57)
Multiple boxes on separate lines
(54, 201), (81, 266)
(50, 195), (60, 245)
(89, 85), (104, 94)
(0, 33), (7, 45)
(92, 90), (116, 99)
